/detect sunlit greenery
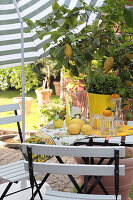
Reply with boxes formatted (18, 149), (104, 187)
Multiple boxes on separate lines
(0, 90), (60, 131)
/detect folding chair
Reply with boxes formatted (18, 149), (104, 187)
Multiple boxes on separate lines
(0, 103), (23, 143)
(0, 103), (41, 200)
(22, 144), (125, 200)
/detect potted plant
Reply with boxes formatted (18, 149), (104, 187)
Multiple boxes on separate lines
(35, 77), (53, 105)
(53, 81), (60, 96)
(13, 96), (33, 115)
(39, 100), (66, 127)
(34, 58), (59, 105)
(86, 69), (122, 117)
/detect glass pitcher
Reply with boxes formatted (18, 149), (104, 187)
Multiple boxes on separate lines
(111, 97), (123, 132)
(65, 90), (88, 122)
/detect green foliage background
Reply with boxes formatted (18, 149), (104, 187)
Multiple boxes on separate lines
(0, 58), (59, 94)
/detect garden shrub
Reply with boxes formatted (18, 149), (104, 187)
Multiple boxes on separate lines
(39, 100), (66, 125)
(0, 68), (12, 90)
(0, 58), (59, 93)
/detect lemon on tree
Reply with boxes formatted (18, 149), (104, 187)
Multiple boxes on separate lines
(126, 53), (133, 60)
(64, 43), (72, 59)
(124, 80), (133, 87)
(104, 57), (114, 74)
(53, 112), (63, 128)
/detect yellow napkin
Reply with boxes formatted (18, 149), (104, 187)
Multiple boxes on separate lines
(92, 124), (133, 137)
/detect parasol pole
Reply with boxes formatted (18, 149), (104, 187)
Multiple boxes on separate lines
(13, 0), (25, 141)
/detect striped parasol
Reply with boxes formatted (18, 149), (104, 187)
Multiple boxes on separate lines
(0, 0), (104, 139)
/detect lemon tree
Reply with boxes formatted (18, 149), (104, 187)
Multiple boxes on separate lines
(25, 0), (132, 76)
(25, 0), (133, 120)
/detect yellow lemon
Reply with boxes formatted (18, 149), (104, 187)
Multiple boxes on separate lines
(69, 118), (84, 127)
(53, 119), (63, 128)
(104, 57), (114, 74)
(65, 116), (72, 127)
(125, 80), (133, 87)
(64, 43), (72, 59)
(67, 124), (81, 135)
(124, 100), (130, 111)
(81, 124), (93, 135)
(126, 53), (133, 60)
(101, 37), (106, 43)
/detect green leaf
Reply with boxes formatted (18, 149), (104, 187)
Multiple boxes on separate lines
(65, 61), (71, 70)
(88, 45), (95, 53)
(36, 31), (41, 35)
(56, 47), (65, 61)
(71, 65), (79, 77)
(55, 62), (62, 70)
(76, 36), (87, 40)
(94, 38), (100, 46)
(24, 18), (35, 30)
(69, 35), (76, 42)
(39, 32), (51, 40)
(25, 29), (31, 33)
(124, 6), (133, 28)
(64, 16), (78, 27)
(43, 43), (50, 51)
(129, 90), (133, 98)
(58, 26), (68, 33)
(118, 87), (126, 95)
(119, 70), (131, 81)
(36, 20), (46, 27)
(85, 50), (93, 61)
(85, 65), (91, 73)
(117, 42), (133, 52)
(79, 66), (86, 74)
(51, 22), (59, 28)
(54, 113), (62, 120)
(60, 5), (68, 14)
(51, 31), (61, 42)
(62, 57), (69, 68)
(52, 1), (60, 11)
(125, 110), (132, 121)
(49, 47), (56, 58)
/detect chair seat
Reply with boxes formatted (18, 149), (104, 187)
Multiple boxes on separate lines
(44, 190), (121, 200)
(0, 160), (30, 183)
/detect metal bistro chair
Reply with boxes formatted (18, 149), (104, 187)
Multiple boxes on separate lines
(0, 103), (42, 200)
(22, 144), (125, 200)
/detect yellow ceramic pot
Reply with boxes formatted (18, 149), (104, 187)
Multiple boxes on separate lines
(88, 93), (113, 118)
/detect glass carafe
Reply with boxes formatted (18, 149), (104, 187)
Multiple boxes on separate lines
(111, 97), (123, 132)
(65, 90), (88, 122)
